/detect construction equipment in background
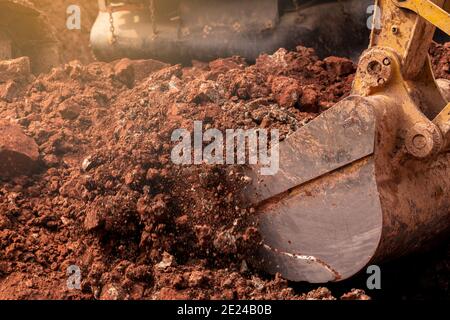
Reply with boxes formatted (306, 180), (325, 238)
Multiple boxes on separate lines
(90, 0), (374, 63)
(244, 0), (450, 283)
(0, 0), (60, 74)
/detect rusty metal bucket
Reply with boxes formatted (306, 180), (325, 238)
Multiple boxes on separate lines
(243, 85), (450, 282)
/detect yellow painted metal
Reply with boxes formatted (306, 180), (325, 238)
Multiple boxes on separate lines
(392, 0), (450, 35)
(370, 0), (447, 79)
(355, 0), (450, 156)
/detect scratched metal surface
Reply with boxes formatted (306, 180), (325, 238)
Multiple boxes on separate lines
(258, 157), (382, 283)
(246, 96), (382, 282)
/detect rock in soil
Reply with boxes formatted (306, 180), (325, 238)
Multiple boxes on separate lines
(0, 121), (39, 179)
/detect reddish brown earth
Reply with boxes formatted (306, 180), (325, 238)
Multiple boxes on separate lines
(0, 41), (448, 300)
(0, 43), (359, 300)
(430, 42), (450, 80)
(0, 0), (449, 302)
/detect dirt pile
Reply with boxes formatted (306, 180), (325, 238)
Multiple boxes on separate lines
(0, 45), (362, 299)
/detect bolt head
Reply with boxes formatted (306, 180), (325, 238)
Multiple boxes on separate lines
(405, 123), (443, 158)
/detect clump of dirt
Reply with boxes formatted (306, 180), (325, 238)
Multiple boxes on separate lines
(0, 45), (360, 300)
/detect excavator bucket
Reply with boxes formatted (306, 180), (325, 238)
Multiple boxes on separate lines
(0, 0), (60, 73)
(244, 92), (450, 283)
(243, 0), (450, 282)
(243, 96), (382, 282)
